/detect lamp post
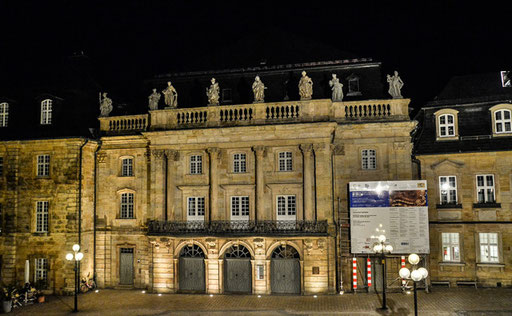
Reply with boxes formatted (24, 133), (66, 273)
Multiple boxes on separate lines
(66, 244), (84, 313)
(372, 228), (393, 311)
(399, 253), (429, 316)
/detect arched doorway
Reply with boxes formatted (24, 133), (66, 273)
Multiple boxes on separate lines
(179, 245), (205, 293)
(224, 244), (252, 293)
(271, 245), (300, 294)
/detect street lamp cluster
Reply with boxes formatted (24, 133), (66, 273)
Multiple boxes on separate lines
(371, 226), (393, 311)
(399, 254), (428, 316)
(66, 244), (83, 313)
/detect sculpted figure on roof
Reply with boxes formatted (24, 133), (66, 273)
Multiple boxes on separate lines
(298, 71), (313, 100)
(206, 78), (220, 106)
(252, 75), (266, 103)
(162, 81), (178, 108)
(99, 92), (113, 117)
(387, 71), (404, 99)
(329, 74), (344, 102)
(148, 88), (161, 110)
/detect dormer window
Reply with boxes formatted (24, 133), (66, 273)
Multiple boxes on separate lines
(346, 74), (361, 96)
(41, 99), (52, 125)
(0, 102), (8, 127)
(489, 104), (512, 136)
(434, 109), (459, 140)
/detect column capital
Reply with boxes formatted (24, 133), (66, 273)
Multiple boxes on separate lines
(313, 143), (331, 154)
(299, 143), (314, 154)
(252, 145), (267, 157)
(151, 149), (165, 158)
(164, 149), (180, 161)
(207, 147), (221, 160)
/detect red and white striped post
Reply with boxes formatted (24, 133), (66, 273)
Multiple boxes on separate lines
(401, 256), (406, 287)
(367, 258), (372, 288)
(352, 257), (358, 291)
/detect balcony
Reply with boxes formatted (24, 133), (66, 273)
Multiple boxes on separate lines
(99, 98), (410, 134)
(147, 220), (329, 237)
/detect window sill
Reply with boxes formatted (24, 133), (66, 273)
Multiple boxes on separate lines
(436, 136), (459, 141)
(439, 262), (465, 266)
(476, 262), (504, 267)
(473, 202), (501, 209)
(119, 175), (135, 178)
(33, 232), (50, 236)
(492, 132), (512, 137)
(436, 203), (462, 209)
(36, 176), (51, 179)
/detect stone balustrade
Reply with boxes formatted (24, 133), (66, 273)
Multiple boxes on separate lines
(99, 99), (410, 134)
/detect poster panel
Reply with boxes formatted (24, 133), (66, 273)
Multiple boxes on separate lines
(349, 180), (429, 254)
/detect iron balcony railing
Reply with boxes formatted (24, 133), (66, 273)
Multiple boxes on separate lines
(147, 220), (328, 236)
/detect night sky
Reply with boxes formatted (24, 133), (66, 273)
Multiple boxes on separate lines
(1, 1), (510, 111)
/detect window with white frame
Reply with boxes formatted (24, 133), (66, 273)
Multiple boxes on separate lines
(0, 102), (8, 127)
(476, 174), (495, 203)
(361, 149), (376, 170)
(233, 153), (247, 173)
(40, 99), (52, 125)
(278, 151), (293, 171)
(439, 176), (457, 204)
(494, 109), (511, 133)
(438, 114), (455, 137)
(479, 232), (499, 263)
(190, 155), (202, 174)
(120, 193), (134, 218)
(34, 258), (48, 287)
(36, 201), (49, 233)
(442, 232), (460, 262)
(37, 155), (50, 177)
(121, 158), (134, 177)
(187, 197), (205, 221)
(276, 195), (296, 221)
(231, 196), (249, 221)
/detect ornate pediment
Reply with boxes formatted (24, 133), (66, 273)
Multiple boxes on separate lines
(430, 159), (465, 170)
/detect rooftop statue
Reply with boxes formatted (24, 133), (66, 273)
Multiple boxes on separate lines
(148, 88), (161, 110)
(99, 92), (113, 117)
(252, 75), (267, 103)
(329, 74), (344, 102)
(162, 81), (178, 108)
(387, 71), (404, 99)
(206, 78), (220, 106)
(299, 71), (313, 100)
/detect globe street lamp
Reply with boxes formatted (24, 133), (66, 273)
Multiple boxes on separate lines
(399, 254), (428, 316)
(372, 227), (393, 311)
(66, 244), (84, 313)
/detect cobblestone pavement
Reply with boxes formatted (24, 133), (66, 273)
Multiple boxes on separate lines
(8, 288), (512, 316)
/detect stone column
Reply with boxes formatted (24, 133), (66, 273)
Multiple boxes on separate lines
(252, 146), (266, 222)
(313, 143), (333, 223)
(164, 150), (179, 221)
(207, 148), (220, 222)
(151, 149), (166, 220)
(300, 144), (314, 221)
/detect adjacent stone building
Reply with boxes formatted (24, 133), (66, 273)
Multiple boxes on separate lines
(413, 71), (512, 287)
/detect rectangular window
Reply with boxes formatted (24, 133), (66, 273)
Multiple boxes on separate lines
(120, 193), (134, 218)
(476, 175), (495, 203)
(442, 233), (460, 262)
(361, 149), (376, 170)
(495, 110), (512, 133)
(40, 100), (52, 125)
(233, 153), (247, 173)
(439, 114), (455, 137)
(36, 201), (49, 233)
(479, 233), (499, 263)
(0, 157), (3, 177)
(278, 152), (293, 171)
(439, 176), (457, 204)
(190, 155), (202, 174)
(231, 196), (249, 221)
(34, 258), (48, 287)
(0, 103), (8, 127)
(222, 88), (232, 102)
(276, 195), (296, 220)
(121, 158), (134, 177)
(37, 155), (50, 177)
(187, 197), (205, 221)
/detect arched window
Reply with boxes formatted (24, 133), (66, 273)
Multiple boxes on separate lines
(41, 99), (52, 125)
(0, 102), (8, 127)
(438, 114), (455, 137)
(494, 109), (511, 133)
